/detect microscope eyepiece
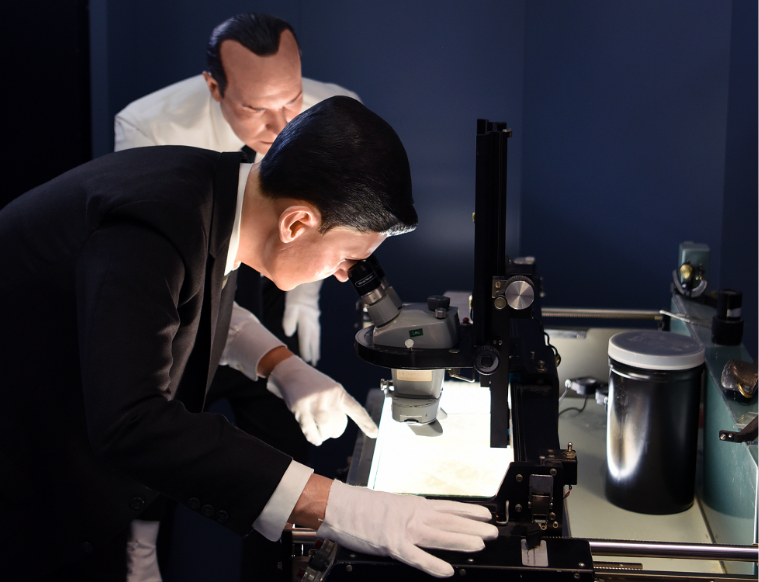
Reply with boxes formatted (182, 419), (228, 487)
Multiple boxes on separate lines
(348, 260), (382, 296)
(365, 254), (386, 279)
(348, 255), (401, 327)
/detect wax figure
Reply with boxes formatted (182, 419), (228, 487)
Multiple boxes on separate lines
(114, 12), (356, 366)
(114, 15), (363, 578)
(0, 97), (498, 581)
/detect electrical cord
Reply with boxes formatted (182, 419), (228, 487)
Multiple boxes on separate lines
(559, 395), (588, 416)
(533, 307), (562, 367)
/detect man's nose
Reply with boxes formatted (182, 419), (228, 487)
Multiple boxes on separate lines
(265, 108), (288, 135)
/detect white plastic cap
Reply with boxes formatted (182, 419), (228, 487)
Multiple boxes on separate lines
(608, 330), (705, 371)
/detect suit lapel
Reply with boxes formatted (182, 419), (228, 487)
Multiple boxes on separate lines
(174, 151), (243, 412)
(204, 152), (244, 390)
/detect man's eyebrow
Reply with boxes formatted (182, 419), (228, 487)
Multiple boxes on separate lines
(285, 90), (303, 105)
(245, 90), (303, 111)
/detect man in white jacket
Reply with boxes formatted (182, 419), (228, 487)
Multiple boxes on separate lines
(115, 13), (357, 365)
(114, 13), (363, 581)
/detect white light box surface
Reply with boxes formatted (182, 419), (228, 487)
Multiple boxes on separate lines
(368, 381), (512, 497)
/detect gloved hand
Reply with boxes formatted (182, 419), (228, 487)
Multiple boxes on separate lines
(126, 520), (162, 582)
(282, 280), (322, 365)
(267, 356), (378, 446)
(317, 481), (498, 578)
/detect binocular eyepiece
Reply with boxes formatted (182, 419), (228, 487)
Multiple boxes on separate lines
(348, 255), (402, 327)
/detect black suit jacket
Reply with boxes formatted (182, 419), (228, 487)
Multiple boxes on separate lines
(0, 146), (292, 578)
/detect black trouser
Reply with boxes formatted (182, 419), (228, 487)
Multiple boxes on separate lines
(38, 528), (130, 582)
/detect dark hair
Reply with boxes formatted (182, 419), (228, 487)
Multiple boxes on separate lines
(259, 96), (417, 236)
(206, 13), (300, 97)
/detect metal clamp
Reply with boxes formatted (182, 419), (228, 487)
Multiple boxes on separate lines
(719, 416), (758, 444)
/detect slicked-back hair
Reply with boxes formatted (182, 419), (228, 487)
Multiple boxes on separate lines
(206, 13), (299, 97)
(259, 96), (417, 236)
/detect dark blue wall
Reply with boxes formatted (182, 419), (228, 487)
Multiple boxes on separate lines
(521, 1), (731, 307)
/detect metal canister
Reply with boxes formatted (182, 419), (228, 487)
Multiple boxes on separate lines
(605, 330), (705, 514)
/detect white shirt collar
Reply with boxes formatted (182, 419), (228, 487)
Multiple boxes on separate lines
(209, 96), (245, 152)
(225, 163), (253, 275)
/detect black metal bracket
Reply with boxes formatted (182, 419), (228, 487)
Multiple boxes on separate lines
(719, 416), (758, 443)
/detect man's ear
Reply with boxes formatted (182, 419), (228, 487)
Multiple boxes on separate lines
(202, 71), (223, 103)
(278, 204), (322, 243)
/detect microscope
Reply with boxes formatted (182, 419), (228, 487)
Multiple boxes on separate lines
(296, 120), (593, 581)
(349, 256), (458, 436)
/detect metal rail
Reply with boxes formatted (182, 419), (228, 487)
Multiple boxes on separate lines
(542, 307), (664, 320)
(291, 530), (756, 564)
(592, 571), (757, 581)
(587, 539), (757, 563)
(291, 527), (317, 543)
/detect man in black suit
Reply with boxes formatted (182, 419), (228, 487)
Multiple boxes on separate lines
(0, 96), (497, 581)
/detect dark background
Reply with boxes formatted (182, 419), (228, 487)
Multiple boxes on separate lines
(5, 1), (757, 580)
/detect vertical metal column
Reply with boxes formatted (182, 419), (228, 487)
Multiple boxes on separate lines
(472, 119), (512, 448)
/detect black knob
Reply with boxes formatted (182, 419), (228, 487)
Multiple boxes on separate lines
(427, 295), (450, 312)
(712, 289), (744, 345)
(475, 347), (499, 375)
(716, 289), (742, 319)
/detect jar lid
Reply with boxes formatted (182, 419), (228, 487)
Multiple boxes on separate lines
(608, 330), (705, 370)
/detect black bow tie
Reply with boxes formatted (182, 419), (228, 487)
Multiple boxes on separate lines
(240, 145), (257, 163)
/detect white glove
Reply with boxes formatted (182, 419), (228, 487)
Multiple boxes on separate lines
(317, 481), (498, 578)
(282, 280), (322, 365)
(126, 520), (162, 582)
(267, 356), (378, 446)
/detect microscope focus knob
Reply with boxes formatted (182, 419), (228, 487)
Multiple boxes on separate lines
(504, 276), (534, 311)
(427, 295), (450, 318)
(427, 295), (450, 311)
(474, 346), (500, 375)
